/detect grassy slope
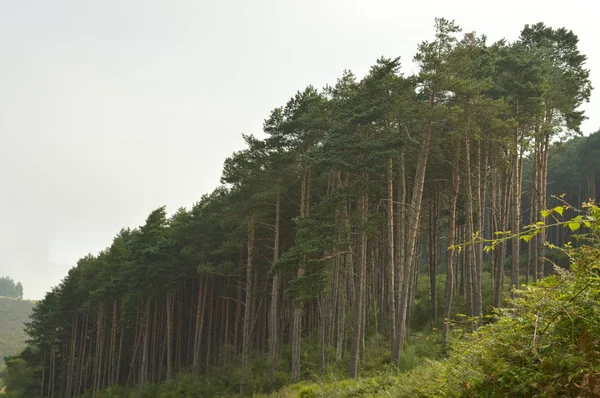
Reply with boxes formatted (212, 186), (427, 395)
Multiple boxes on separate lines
(0, 297), (34, 362)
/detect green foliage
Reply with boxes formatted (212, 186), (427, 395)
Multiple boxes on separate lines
(435, 257), (600, 395)
(1, 347), (42, 398)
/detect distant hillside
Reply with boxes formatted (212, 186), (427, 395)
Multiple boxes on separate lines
(0, 297), (34, 362)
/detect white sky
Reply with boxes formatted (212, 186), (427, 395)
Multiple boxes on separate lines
(0, 0), (597, 299)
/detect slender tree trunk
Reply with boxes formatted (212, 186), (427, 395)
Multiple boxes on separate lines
(511, 124), (522, 288)
(193, 277), (208, 370)
(108, 301), (117, 386)
(392, 152), (407, 363)
(240, 209), (255, 396)
(479, 140), (489, 300)
(443, 143), (461, 344)
(350, 193), (368, 378)
(397, 97), (435, 357)
(233, 275), (242, 359)
(532, 148), (539, 282)
(539, 134), (549, 278)
(292, 169), (310, 382)
(205, 281), (214, 370)
(127, 309), (141, 386)
(386, 158), (397, 357)
(269, 190), (281, 390)
(41, 346), (47, 398)
(94, 300), (105, 393)
(428, 189), (438, 323)
(473, 140), (483, 318)
(464, 137), (477, 320)
(166, 291), (174, 379)
(50, 340), (55, 398)
(65, 312), (78, 397)
(75, 311), (89, 395)
(115, 325), (123, 385)
(139, 298), (150, 389)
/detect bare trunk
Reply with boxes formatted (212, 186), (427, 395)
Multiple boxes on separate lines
(392, 152), (407, 363)
(65, 312), (78, 397)
(268, 189), (281, 390)
(398, 100), (434, 350)
(428, 190), (438, 323)
(387, 158), (397, 356)
(511, 125), (522, 288)
(349, 194), (368, 378)
(240, 210), (255, 396)
(292, 169), (309, 382)
(193, 277), (208, 370)
(139, 298), (150, 389)
(166, 292), (174, 379)
(442, 143), (461, 344)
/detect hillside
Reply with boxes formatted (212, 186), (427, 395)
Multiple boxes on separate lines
(0, 297), (34, 362)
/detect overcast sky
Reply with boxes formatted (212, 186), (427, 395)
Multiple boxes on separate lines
(0, 0), (597, 300)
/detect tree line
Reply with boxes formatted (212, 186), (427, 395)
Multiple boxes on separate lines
(0, 277), (23, 300)
(3, 18), (593, 397)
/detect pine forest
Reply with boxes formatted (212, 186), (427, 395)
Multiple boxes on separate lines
(3, 18), (600, 397)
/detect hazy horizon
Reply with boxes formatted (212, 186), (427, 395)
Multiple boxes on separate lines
(1, 0), (598, 300)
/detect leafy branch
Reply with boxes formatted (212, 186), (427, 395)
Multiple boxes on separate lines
(450, 199), (599, 254)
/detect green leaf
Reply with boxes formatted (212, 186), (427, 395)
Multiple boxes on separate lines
(540, 209), (552, 218)
(520, 234), (533, 243)
(552, 206), (565, 216)
(583, 221), (591, 228)
(568, 222), (581, 232)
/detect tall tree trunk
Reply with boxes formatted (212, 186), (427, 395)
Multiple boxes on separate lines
(139, 298), (150, 390)
(75, 311), (89, 395)
(534, 130), (549, 280)
(240, 209), (255, 396)
(386, 158), (397, 357)
(108, 301), (117, 387)
(392, 152), (407, 363)
(531, 148), (539, 282)
(41, 346), (47, 398)
(493, 169), (512, 307)
(65, 312), (78, 397)
(205, 281), (214, 370)
(397, 98), (435, 356)
(193, 277), (208, 370)
(292, 169), (310, 382)
(511, 124), (522, 288)
(115, 324), (123, 385)
(349, 193), (368, 378)
(539, 134), (549, 278)
(442, 143), (461, 344)
(464, 137), (477, 320)
(233, 274), (242, 359)
(269, 190), (281, 390)
(428, 189), (438, 323)
(166, 291), (174, 379)
(473, 140), (483, 318)
(95, 301), (105, 393)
